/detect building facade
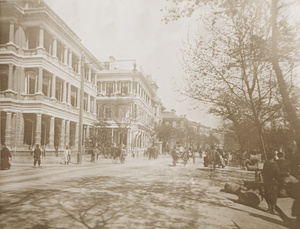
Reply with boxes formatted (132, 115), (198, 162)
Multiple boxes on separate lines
(96, 58), (163, 154)
(0, 0), (102, 154)
(161, 109), (217, 151)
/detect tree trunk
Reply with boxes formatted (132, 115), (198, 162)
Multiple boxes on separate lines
(271, 0), (300, 151)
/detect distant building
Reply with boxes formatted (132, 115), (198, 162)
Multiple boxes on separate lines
(96, 59), (163, 153)
(161, 109), (223, 150)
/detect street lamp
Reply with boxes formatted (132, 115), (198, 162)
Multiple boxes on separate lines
(77, 54), (85, 164)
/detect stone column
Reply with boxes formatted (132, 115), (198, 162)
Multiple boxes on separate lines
(65, 120), (70, 147)
(68, 83), (71, 105)
(86, 126), (90, 140)
(51, 75), (56, 99)
(87, 94), (91, 112)
(18, 113), (24, 146)
(48, 116), (55, 149)
(7, 64), (14, 91)
(68, 50), (72, 68)
(103, 82), (106, 94)
(13, 66), (19, 92)
(64, 47), (68, 65)
(52, 37), (57, 57)
(9, 21), (14, 44)
(11, 113), (17, 149)
(62, 80), (67, 103)
(94, 72), (97, 86)
(37, 67), (43, 94)
(88, 67), (92, 82)
(35, 113), (42, 146)
(93, 98), (97, 115)
(5, 112), (12, 148)
(75, 122), (79, 148)
(19, 67), (25, 94)
(78, 58), (81, 74)
(100, 81), (103, 93)
(60, 119), (65, 148)
(38, 26), (44, 48)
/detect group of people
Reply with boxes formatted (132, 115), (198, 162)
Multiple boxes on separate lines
(171, 144), (196, 166)
(262, 150), (300, 227)
(202, 146), (226, 169)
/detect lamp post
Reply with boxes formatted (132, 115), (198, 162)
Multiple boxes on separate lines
(77, 54), (85, 164)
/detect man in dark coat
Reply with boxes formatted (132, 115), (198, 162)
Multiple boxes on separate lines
(33, 144), (42, 167)
(262, 151), (288, 214)
(1, 144), (12, 170)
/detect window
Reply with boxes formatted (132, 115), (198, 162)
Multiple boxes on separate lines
(105, 107), (111, 118)
(134, 104), (137, 119)
(55, 79), (63, 101)
(106, 82), (113, 95)
(56, 41), (64, 62)
(97, 81), (102, 93)
(44, 29), (52, 55)
(121, 82), (128, 95)
(27, 27), (39, 49)
(0, 65), (8, 91)
(42, 76), (51, 97)
(83, 93), (88, 111)
(0, 22), (9, 44)
(25, 71), (37, 94)
(180, 121), (184, 128)
(72, 54), (79, 73)
(71, 86), (77, 107)
(90, 97), (94, 113)
(172, 121), (177, 128)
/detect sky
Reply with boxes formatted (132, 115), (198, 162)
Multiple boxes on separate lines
(44, 0), (221, 128)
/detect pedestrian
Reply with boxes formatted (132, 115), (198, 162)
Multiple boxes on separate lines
(32, 144), (42, 167)
(286, 181), (300, 229)
(55, 146), (59, 157)
(1, 144), (12, 170)
(290, 151), (300, 181)
(262, 151), (287, 214)
(276, 152), (291, 197)
(42, 145), (46, 157)
(90, 147), (95, 162)
(64, 146), (71, 165)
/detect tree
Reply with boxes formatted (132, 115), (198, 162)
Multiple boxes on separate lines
(92, 117), (111, 148)
(163, 0), (300, 156)
(156, 124), (177, 152)
(271, 0), (300, 150)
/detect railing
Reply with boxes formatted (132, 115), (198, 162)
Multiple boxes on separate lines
(24, 49), (37, 56)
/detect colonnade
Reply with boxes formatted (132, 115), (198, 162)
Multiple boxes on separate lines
(1, 111), (93, 151)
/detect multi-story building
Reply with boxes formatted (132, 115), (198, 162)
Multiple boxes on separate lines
(96, 58), (163, 154)
(0, 0), (102, 154)
(161, 109), (218, 150)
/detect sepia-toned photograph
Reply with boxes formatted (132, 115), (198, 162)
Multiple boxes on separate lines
(0, 0), (300, 228)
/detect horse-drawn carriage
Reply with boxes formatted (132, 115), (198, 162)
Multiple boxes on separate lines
(110, 147), (126, 164)
(171, 147), (188, 166)
(203, 150), (225, 169)
(146, 146), (159, 160)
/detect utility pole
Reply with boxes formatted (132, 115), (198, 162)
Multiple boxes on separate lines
(77, 54), (85, 164)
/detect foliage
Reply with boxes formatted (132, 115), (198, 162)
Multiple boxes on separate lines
(163, 0), (300, 155)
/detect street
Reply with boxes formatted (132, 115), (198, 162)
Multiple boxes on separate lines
(0, 156), (294, 229)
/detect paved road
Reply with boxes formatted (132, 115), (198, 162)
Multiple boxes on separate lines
(0, 156), (295, 229)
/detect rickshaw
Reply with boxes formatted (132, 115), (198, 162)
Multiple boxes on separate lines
(172, 147), (188, 166)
